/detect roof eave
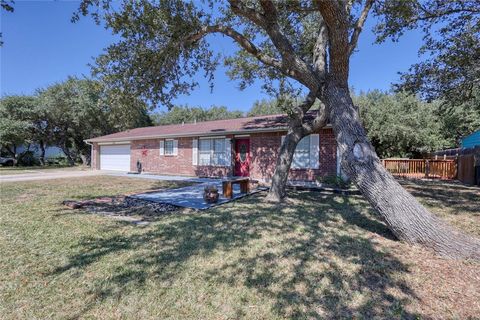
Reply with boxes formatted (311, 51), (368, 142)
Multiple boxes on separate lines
(85, 124), (332, 143)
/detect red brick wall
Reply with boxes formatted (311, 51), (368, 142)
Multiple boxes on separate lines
(319, 128), (338, 177)
(131, 138), (231, 177)
(91, 143), (100, 170)
(249, 128), (337, 182)
(91, 128), (337, 181)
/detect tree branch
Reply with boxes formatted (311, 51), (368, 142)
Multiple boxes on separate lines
(313, 21), (328, 78)
(316, 0), (350, 85)
(227, 0), (324, 90)
(228, 0), (266, 27)
(292, 89), (318, 120)
(348, 0), (374, 56)
(302, 103), (329, 134)
(186, 25), (288, 74)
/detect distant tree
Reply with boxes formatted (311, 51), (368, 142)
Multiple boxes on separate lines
(354, 91), (449, 158)
(103, 87), (153, 132)
(248, 95), (322, 117)
(0, 95), (37, 163)
(152, 105), (243, 125)
(38, 77), (152, 165)
(439, 87), (480, 144)
(247, 99), (285, 117)
(377, 0), (480, 143)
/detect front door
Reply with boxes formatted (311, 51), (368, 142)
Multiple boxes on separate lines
(234, 138), (250, 177)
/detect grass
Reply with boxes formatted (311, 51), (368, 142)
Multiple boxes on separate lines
(0, 176), (479, 319)
(0, 164), (88, 175)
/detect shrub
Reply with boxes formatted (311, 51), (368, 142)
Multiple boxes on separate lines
(318, 175), (350, 189)
(17, 151), (39, 166)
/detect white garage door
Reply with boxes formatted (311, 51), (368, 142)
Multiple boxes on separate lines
(100, 144), (131, 171)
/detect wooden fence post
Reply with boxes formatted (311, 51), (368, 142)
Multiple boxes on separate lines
(425, 160), (430, 179)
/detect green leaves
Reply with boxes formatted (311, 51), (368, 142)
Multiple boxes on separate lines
(370, 0), (480, 149)
(0, 95), (38, 150)
(37, 77), (152, 159)
(152, 105), (243, 125)
(84, 0), (220, 109)
(374, 0), (480, 116)
(354, 90), (450, 158)
(0, 77), (152, 162)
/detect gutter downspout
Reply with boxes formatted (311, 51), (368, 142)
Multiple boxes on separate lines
(85, 141), (94, 170)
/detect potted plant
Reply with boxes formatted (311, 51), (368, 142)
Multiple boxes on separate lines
(203, 184), (219, 203)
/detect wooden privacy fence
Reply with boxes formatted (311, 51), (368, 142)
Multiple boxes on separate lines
(457, 155), (475, 185)
(382, 159), (457, 180)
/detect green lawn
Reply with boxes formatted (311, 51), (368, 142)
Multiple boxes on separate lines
(0, 165), (88, 175)
(0, 176), (479, 319)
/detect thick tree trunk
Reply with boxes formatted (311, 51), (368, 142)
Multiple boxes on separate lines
(266, 130), (303, 202)
(79, 153), (90, 166)
(39, 141), (46, 166)
(61, 144), (76, 166)
(326, 84), (480, 260)
(5, 145), (19, 165)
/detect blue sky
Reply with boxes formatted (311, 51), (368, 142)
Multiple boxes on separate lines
(1, 1), (424, 113)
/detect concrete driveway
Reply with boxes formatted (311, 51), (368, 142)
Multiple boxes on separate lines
(0, 169), (110, 183)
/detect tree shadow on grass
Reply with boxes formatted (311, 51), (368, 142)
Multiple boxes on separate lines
(65, 180), (196, 202)
(50, 191), (420, 319)
(398, 179), (480, 215)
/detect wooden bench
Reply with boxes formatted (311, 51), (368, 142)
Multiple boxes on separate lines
(222, 177), (250, 198)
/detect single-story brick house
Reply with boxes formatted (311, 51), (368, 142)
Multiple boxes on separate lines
(86, 113), (340, 182)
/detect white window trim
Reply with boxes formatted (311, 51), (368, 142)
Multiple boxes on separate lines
(199, 135), (226, 139)
(164, 139), (174, 156)
(281, 134), (320, 169)
(192, 139), (198, 165)
(197, 137), (230, 167)
(160, 139), (178, 156)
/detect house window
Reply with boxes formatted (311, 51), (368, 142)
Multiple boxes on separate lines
(198, 139), (211, 165)
(213, 139), (226, 166)
(292, 136), (311, 169)
(164, 140), (174, 155)
(198, 138), (227, 166)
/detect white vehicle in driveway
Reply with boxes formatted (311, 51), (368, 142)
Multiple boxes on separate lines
(0, 156), (15, 166)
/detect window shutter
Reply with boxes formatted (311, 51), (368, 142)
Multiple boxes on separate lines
(173, 140), (178, 155)
(310, 134), (320, 169)
(225, 138), (231, 166)
(159, 140), (164, 155)
(192, 139), (198, 165)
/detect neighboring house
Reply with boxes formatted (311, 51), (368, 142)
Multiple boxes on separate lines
(16, 144), (65, 159)
(86, 113), (340, 183)
(461, 130), (480, 149)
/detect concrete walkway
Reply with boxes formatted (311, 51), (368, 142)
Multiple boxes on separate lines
(130, 180), (267, 210)
(0, 169), (106, 183)
(108, 172), (219, 183)
(112, 172), (267, 210)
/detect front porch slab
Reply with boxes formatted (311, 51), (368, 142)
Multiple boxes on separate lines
(129, 180), (267, 210)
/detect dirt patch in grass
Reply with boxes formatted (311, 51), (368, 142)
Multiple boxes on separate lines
(1, 176), (479, 319)
(66, 196), (183, 222)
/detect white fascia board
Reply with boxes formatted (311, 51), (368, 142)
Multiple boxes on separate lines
(97, 141), (131, 145)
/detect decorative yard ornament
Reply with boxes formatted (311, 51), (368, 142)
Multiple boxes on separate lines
(136, 160), (142, 173)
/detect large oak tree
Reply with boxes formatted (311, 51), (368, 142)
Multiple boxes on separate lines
(77, 0), (480, 259)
